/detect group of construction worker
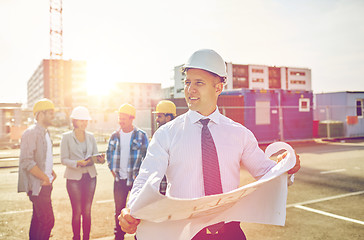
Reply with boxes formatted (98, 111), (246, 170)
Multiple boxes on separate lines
(17, 97), (176, 240)
(18, 49), (300, 240)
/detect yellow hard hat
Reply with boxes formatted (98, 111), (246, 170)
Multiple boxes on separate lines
(117, 103), (136, 117)
(33, 98), (55, 115)
(153, 100), (176, 116)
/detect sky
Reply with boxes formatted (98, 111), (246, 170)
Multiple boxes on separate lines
(1, 0), (364, 104)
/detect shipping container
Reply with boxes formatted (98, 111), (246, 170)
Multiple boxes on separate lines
(268, 67), (281, 89)
(285, 68), (312, 91)
(221, 89), (314, 142)
(314, 91), (364, 137)
(232, 64), (249, 89)
(248, 65), (269, 90)
(221, 89), (280, 142)
(243, 89), (280, 142)
(280, 90), (314, 140)
(217, 95), (244, 126)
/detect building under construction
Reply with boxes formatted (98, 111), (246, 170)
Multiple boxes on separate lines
(27, 59), (88, 111)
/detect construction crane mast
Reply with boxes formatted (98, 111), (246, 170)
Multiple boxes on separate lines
(49, 0), (64, 107)
(50, 0), (63, 59)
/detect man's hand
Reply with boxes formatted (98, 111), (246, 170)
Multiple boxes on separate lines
(51, 170), (57, 183)
(288, 152), (300, 174)
(41, 176), (51, 186)
(118, 208), (140, 234)
(29, 165), (51, 186)
(96, 153), (105, 164)
(277, 151), (301, 174)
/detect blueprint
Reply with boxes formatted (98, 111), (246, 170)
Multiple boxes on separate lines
(129, 142), (296, 240)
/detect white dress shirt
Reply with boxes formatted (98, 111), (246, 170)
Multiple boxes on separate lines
(128, 108), (276, 206)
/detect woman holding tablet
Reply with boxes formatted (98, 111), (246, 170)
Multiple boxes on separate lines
(60, 106), (104, 240)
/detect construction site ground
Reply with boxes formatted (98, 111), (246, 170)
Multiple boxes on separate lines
(0, 138), (363, 239)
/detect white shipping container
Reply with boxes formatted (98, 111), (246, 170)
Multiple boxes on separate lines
(286, 68), (312, 91)
(173, 64), (185, 98)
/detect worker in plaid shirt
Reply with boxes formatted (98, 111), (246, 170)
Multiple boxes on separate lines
(106, 103), (149, 240)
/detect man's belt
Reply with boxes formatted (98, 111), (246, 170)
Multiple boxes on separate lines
(204, 222), (225, 235)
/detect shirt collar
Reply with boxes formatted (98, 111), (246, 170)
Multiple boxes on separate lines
(71, 130), (79, 141)
(120, 126), (136, 134)
(35, 122), (47, 134)
(187, 107), (221, 125)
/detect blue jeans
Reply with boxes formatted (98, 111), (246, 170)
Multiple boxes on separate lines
(113, 179), (131, 240)
(66, 173), (96, 240)
(28, 185), (55, 240)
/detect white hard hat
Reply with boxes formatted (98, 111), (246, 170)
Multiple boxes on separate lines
(70, 106), (92, 120)
(182, 49), (227, 82)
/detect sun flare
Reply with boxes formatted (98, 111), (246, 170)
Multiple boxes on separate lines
(86, 61), (115, 96)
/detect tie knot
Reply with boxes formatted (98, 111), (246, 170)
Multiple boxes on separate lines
(200, 118), (210, 126)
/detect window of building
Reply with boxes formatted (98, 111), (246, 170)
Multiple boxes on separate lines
(290, 80), (306, 85)
(357, 99), (364, 118)
(233, 77), (248, 88)
(233, 65), (248, 77)
(252, 68), (264, 73)
(256, 101), (270, 125)
(299, 98), (310, 112)
(268, 67), (281, 78)
(290, 71), (306, 76)
(252, 78), (264, 83)
(269, 78), (281, 89)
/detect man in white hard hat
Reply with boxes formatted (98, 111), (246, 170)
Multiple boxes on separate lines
(152, 100), (177, 195)
(18, 98), (57, 240)
(106, 103), (149, 240)
(119, 49), (301, 239)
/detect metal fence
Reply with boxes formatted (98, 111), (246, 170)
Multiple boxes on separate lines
(77, 105), (364, 142)
(313, 105), (364, 138)
(1, 104), (363, 149)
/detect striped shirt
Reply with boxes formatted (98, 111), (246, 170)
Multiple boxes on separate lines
(129, 108), (276, 206)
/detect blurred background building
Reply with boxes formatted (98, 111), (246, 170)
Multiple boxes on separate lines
(2, 60), (364, 149)
(171, 63), (311, 99)
(27, 59), (88, 110)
